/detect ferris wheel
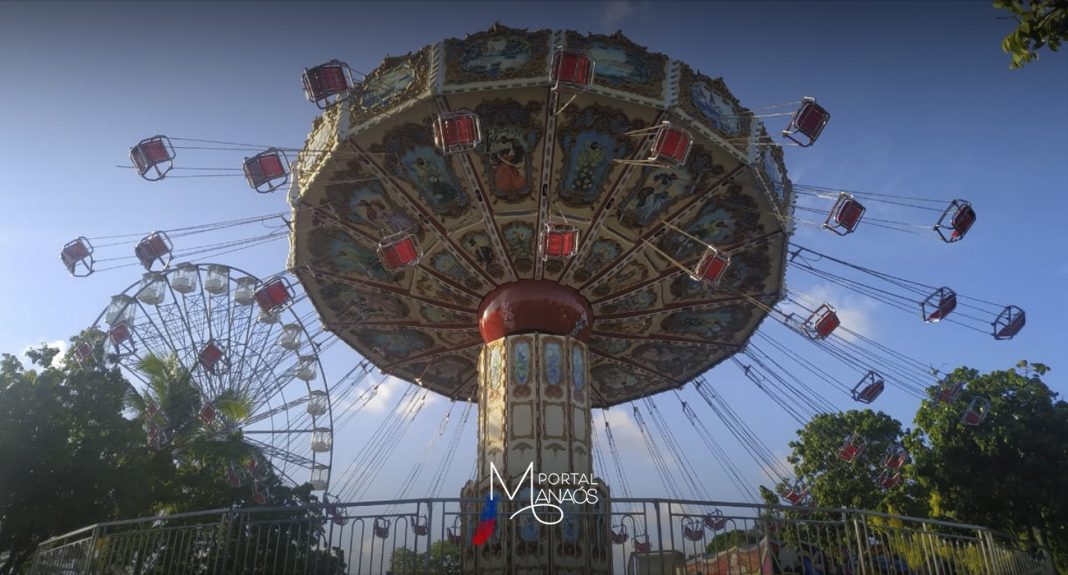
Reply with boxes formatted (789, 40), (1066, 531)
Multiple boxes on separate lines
(76, 262), (334, 498)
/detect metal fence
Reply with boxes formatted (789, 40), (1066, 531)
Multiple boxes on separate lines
(29, 498), (1054, 575)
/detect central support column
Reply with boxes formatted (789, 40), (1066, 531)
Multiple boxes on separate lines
(460, 280), (611, 575)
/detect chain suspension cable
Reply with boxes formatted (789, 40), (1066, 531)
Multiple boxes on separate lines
(672, 390), (758, 503)
(790, 244), (1007, 311)
(347, 387), (431, 503)
(426, 401), (475, 497)
(385, 401), (457, 515)
(753, 331), (853, 397)
(329, 384), (419, 501)
(644, 397), (713, 503)
(630, 403), (687, 501)
(601, 411), (634, 500)
(693, 376), (792, 485)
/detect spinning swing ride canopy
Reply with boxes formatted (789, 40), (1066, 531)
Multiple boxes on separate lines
(289, 25), (795, 407)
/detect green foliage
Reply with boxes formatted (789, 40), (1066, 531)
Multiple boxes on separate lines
(995, 0), (1068, 68)
(0, 338), (329, 574)
(911, 361), (1068, 570)
(705, 528), (752, 555)
(785, 410), (928, 515)
(0, 341), (156, 575)
(390, 540), (461, 574)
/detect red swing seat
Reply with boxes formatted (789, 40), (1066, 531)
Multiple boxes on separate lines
(542, 223), (578, 260)
(302, 60), (353, 109)
(691, 247), (731, 284)
(433, 110), (482, 155)
(683, 518), (705, 542)
(552, 47), (595, 91)
(961, 396), (991, 426)
(992, 305), (1025, 340)
(934, 200), (976, 243)
(884, 445), (908, 470)
(378, 232), (421, 272)
(782, 97), (830, 147)
(135, 232), (173, 271)
(373, 518), (391, 539)
(244, 149), (289, 193)
(647, 122), (693, 167)
(703, 511), (727, 531)
(130, 136), (175, 181)
(803, 303), (840, 339)
(824, 192), (865, 235)
(61, 237), (95, 277)
(922, 287), (957, 323)
(851, 371), (885, 404)
(838, 434), (866, 463)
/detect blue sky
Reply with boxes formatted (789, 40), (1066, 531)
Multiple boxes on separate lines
(1, 2), (1065, 504)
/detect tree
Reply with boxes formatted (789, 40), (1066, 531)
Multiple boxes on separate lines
(425, 539), (461, 574)
(911, 361), (1068, 570)
(705, 528), (751, 555)
(124, 352), (263, 514)
(995, 0), (1068, 68)
(785, 410), (928, 515)
(389, 540), (460, 574)
(0, 339), (342, 574)
(0, 344), (157, 575)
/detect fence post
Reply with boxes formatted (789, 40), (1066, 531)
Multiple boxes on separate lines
(849, 513), (868, 575)
(78, 525), (100, 574)
(973, 527), (997, 575)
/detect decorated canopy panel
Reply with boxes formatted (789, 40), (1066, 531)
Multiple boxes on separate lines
(290, 24), (793, 407)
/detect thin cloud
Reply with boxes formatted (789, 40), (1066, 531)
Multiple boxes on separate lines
(599, 0), (636, 30)
(18, 339), (69, 370)
(803, 283), (879, 343)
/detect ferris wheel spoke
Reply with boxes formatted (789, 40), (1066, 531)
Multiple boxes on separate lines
(246, 438), (317, 469)
(242, 395), (309, 427)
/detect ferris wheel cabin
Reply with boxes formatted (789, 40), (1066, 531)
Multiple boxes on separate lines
(198, 341), (226, 373)
(254, 277), (294, 314)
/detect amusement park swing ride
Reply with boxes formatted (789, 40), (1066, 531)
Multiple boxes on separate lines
(58, 25), (1025, 573)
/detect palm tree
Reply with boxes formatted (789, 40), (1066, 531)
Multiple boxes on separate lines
(123, 352), (262, 493)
